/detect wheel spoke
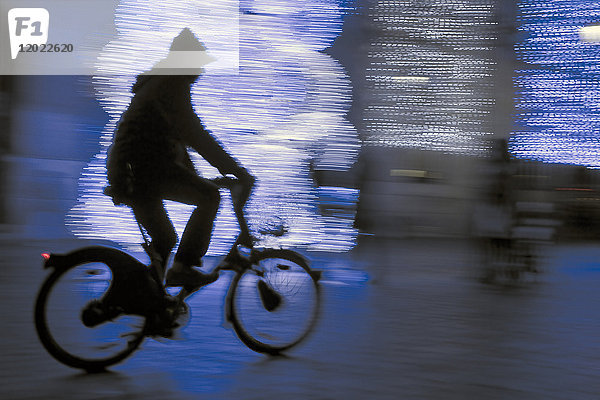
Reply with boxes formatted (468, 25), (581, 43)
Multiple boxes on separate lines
(35, 252), (146, 371)
(230, 250), (320, 353)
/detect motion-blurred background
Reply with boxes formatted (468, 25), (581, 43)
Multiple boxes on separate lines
(1, 0), (599, 248)
(5, 1), (600, 398)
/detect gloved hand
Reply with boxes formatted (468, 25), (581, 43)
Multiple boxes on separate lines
(235, 167), (255, 191)
(229, 167), (255, 246)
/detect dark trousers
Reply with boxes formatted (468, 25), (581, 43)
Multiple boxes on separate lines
(130, 167), (220, 267)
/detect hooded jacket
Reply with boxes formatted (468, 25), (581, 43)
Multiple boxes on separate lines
(106, 74), (242, 197)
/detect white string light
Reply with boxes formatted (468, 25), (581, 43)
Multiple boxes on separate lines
(67, 0), (360, 254)
(510, 0), (600, 167)
(364, 0), (497, 154)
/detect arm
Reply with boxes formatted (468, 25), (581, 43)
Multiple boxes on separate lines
(180, 115), (256, 244)
(179, 112), (255, 187)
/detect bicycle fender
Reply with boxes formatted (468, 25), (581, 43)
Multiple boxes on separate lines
(42, 246), (145, 273)
(42, 246), (164, 316)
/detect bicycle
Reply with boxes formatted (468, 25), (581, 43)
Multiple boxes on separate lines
(34, 177), (322, 372)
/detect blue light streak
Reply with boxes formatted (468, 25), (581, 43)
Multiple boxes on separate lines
(364, 0), (497, 154)
(511, 0), (600, 167)
(67, 0), (360, 254)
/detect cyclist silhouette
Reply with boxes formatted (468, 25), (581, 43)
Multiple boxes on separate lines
(106, 28), (255, 288)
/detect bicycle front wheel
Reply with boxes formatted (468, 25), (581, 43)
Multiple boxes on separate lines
(34, 249), (147, 372)
(228, 249), (320, 354)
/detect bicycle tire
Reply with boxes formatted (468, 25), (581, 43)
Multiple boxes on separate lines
(34, 247), (148, 372)
(228, 249), (321, 354)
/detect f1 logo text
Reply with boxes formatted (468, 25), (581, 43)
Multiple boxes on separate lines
(8, 8), (49, 60)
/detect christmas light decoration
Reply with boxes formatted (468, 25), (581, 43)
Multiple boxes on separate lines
(364, 0), (497, 154)
(67, 0), (360, 254)
(510, 0), (600, 167)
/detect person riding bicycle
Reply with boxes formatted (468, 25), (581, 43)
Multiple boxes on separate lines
(106, 28), (255, 288)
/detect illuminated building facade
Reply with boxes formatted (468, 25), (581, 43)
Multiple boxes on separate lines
(510, 0), (600, 167)
(363, 0), (498, 155)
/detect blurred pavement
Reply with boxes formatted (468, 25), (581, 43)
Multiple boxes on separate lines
(1, 236), (600, 399)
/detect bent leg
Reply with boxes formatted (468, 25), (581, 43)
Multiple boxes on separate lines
(130, 198), (177, 268)
(160, 170), (221, 266)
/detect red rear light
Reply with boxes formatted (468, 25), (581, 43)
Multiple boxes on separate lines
(41, 253), (51, 260)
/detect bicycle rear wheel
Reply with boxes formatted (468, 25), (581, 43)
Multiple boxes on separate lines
(228, 249), (320, 354)
(35, 250), (147, 372)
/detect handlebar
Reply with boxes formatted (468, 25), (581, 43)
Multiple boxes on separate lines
(210, 176), (239, 189)
(210, 175), (255, 248)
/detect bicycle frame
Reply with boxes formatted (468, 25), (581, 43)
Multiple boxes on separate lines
(160, 176), (257, 300)
(43, 176), (257, 311)
(36, 175), (321, 370)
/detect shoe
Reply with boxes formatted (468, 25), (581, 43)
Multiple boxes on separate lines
(165, 265), (219, 288)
